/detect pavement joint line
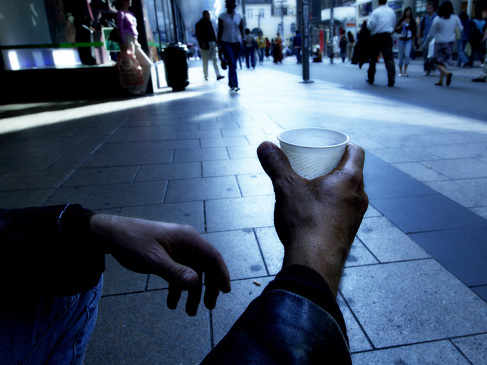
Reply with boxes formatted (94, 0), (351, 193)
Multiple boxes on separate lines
(338, 291), (376, 350)
(353, 236), (381, 264)
(209, 310), (215, 349)
(234, 175), (244, 198)
(203, 200), (208, 233)
(144, 275), (150, 292)
(448, 338), (475, 365)
(252, 228), (271, 276)
(349, 332), (487, 356)
(131, 166), (143, 184)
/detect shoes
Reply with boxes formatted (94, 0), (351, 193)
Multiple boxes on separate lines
(233, 87), (240, 92)
(472, 77), (486, 82)
(435, 81), (443, 86)
(387, 81), (395, 87)
(366, 79), (374, 85)
(446, 73), (452, 86)
(221, 61), (227, 70)
(204, 77), (208, 81)
(217, 75), (225, 81)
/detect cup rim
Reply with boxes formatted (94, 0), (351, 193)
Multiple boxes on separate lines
(277, 128), (350, 149)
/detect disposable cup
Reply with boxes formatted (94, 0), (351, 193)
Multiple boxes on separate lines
(277, 128), (350, 179)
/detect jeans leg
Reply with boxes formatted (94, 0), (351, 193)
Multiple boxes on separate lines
(251, 48), (256, 68)
(0, 276), (103, 365)
(201, 49), (209, 78)
(404, 40), (412, 67)
(398, 40), (405, 69)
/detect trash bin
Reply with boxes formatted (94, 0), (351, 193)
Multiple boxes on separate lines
(162, 43), (189, 92)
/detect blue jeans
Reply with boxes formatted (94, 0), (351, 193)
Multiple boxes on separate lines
(258, 48), (264, 63)
(0, 276), (103, 365)
(398, 39), (412, 69)
(222, 42), (240, 88)
(244, 46), (256, 69)
(457, 39), (469, 66)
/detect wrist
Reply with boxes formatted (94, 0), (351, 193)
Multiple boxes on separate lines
(282, 235), (350, 296)
(90, 213), (117, 253)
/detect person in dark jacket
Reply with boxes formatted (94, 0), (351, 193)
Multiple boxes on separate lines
(196, 11), (225, 81)
(0, 142), (367, 365)
(352, 21), (371, 69)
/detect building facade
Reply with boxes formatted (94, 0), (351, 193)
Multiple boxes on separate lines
(244, 0), (298, 42)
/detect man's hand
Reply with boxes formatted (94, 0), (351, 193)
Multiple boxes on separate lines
(90, 215), (231, 316)
(257, 142), (368, 296)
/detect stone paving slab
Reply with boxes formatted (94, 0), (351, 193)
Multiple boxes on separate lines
(47, 181), (167, 210)
(85, 142), (173, 166)
(452, 333), (487, 364)
(341, 260), (487, 348)
(202, 159), (263, 177)
(165, 176), (240, 203)
(351, 341), (470, 364)
(357, 216), (430, 262)
(63, 166), (140, 186)
(85, 291), (211, 365)
(135, 162), (201, 181)
(174, 147), (228, 163)
(120, 201), (205, 232)
(205, 196), (274, 232)
(102, 256), (147, 296)
(237, 174), (274, 197)
(0, 189), (54, 209)
(426, 179), (487, 208)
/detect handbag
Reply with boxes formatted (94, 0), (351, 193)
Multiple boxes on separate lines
(117, 51), (144, 88)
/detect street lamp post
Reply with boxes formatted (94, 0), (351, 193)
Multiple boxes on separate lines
(298, 0), (313, 83)
(330, 0), (335, 64)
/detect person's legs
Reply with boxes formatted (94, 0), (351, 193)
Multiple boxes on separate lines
(398, 39), (405, 74)
(222, 42), (237, 88)
(403, 39), (412, 75)
(208, 45), (222, 78)
(244, 47), (251, 69)
(367, 36), (379, 84)
(0, 276), (103, 365)
(381, 34), (396, 86)
(201, 48), (210, 80)
(134, 44), (153, 94)
(251, 47), (256, 68)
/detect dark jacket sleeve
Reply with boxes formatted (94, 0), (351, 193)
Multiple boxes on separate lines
(201, 265), (352, 364)
(0, 204), (106, 297)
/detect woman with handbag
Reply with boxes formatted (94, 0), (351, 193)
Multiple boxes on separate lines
(114, 0), (152, 95)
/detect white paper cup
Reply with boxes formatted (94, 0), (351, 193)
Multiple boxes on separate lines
(278, 128), (350, 179)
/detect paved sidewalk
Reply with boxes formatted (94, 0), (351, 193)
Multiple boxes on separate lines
(1, 63), (487, 364)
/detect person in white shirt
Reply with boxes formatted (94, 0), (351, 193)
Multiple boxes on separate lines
(218, 0), (244, 92)
(425, 1), (462, 86)
(367, 0), (396, 87)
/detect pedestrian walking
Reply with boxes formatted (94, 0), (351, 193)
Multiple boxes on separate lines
(472, 26), (487, 82)
(339, 28), (347, 63)
(420, 1), (437, 75)
(352, 21), (371, 68)
(425, 1), (463, 87)
(457, 11), (471, 67)
(272, 33), (284, 63)
(470, 10), (487, 66)
(195, 11), (225, 82)
(395, 7), (417, 77)
(218, 0), (244, 92)
(367, 0), (396, 87)
(243, 28), (257, 69)
(114, 0), (153, 95)
(265, 37), (271, 58)
(293, 30), (302, 64)
(257, 34), (266, 64)
(346, 31), (355, 62)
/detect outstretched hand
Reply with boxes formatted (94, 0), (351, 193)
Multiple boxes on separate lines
(90, 215), (231, 316)
(257, 142), (368, 295)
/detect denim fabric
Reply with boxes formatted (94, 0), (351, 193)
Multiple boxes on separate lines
(244, 47), (256, 69)
(398, 39), (412, 68)
(457, 39), (469, 66)
(222, 42), (240, 88)
(0, 275), (103, 365)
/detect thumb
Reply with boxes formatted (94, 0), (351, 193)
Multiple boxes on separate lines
(257, 142), (297, 188)
(156, 253), (200, 289)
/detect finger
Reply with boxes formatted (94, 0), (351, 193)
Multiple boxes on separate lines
(182, 232), (231, 294)
(167, 285), (182, 310)
(204, 285), (220, 310)
(334, 144), (365, 173)
(257, 142), (298, 188)
(186, 274), (203, 316)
